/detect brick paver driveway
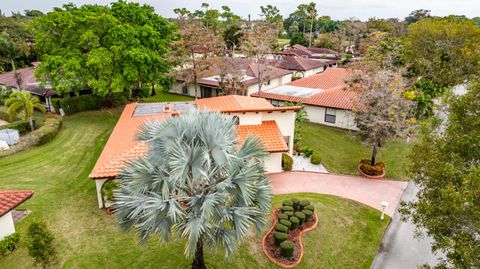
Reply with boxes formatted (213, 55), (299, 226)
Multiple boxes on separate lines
(268, 171), (408, 216)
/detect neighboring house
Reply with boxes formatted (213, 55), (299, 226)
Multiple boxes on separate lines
(171, 58), (292, 98)
(0, 62), (56, 111)
(0, 190), (34, 240)
(89, 95), (300, 208)
(272, 44), (340, 61)
(273, 56), (336, 79)
(252, 68), (358, 130)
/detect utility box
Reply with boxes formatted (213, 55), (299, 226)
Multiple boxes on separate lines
(0, 128), (20, 146)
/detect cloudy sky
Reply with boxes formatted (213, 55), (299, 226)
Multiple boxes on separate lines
(1, 0), (479, 20)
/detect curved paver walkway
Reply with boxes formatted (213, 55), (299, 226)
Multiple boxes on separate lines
(268, 171), (408, 216)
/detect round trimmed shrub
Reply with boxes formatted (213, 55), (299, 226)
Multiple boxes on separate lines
(280, 240), (295, 257)
(303, 205), (314, 211)
(280, 219), (291, 229)
(289, 216), (299, 229)
(302, 209), (313, 220)
(282, 153), (293, 171)
(299, 200), (311, 209)
(291, 198), (300, 208)
(310, 153), (322, 165)
(273, 232), (288, 245)
(295, 211), (306, 225)
(282, 206), (294, 212)
(277, 213), (288, 221)
(284, 211), (294, 217)
(274, 223), (288, 233)
(282, 200), (293, 207)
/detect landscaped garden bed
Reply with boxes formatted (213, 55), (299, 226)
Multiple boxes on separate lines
(262, 199), (318, 268)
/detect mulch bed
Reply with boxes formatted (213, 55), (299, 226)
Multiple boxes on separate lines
(262, 208), (318, 268)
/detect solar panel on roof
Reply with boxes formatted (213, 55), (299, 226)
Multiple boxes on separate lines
(266, 85), (322, 98)
(133, 102), (196, 116)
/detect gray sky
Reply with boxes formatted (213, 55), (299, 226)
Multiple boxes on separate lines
(1, 0), (479, 20)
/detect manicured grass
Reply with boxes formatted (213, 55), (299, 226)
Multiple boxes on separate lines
(277, 38), (291, 47)
(141, 91), (194, 103)
(299, 122), (412, 179)
(0, 110), (388, 268)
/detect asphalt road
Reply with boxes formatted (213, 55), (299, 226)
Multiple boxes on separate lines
(371, 181), (443, 269)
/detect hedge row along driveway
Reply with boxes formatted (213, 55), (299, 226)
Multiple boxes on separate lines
(0, 109), (388, 268)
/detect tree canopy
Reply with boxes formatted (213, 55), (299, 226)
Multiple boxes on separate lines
(401, 81), (480, 268)
(32, 1), (176, 97)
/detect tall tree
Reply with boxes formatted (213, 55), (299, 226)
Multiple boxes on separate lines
(260, 4), (283, 33)
(5, 91), (45, 131)
(115, 110), (272, 269)
(241, 23), (278, 97)
(405, 9), (431, 25)
(350, 69), (413, 166)
(400, 81), (480, 268)
(33, 1), (176, 97)
(298, 3), (317, 47)
(174, 18), (223, 99)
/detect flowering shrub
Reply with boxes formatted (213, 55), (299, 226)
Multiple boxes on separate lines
(359, 160), (385, 176)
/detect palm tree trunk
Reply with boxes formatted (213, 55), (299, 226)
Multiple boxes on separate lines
(191, 239), (206, 269)
(28, 117), (34, 131)
(309, 18), (314, 47)
(371, 143), (377, 166)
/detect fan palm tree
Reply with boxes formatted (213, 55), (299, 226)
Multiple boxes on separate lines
(114, 110), (272, 269)
(5, 91), (46, 131)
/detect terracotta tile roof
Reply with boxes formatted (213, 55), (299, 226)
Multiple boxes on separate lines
(276, 45), (339, 60)
(91, 97), (297, 179)
(237, 121), (288, 153)
(89, 103), (170, 179)
(0, 190), (34, 217)
(251, 68), (356, 110)
(0, 65), (56, 97)
(275, 56), (328, 71)
(195, 95), (301, 113)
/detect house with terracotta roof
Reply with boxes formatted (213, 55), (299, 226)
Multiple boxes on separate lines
(89, 95), (300, 208)
(0, 190), (34, 240)
(252, 68), (358, 130)
(170, 58), (292, 98)
(0, 63), (57, 111)
(273, 44), (340, 60)
(273, 56), (337, 79)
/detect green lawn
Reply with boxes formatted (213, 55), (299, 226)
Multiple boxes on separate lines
(0, 110), (388, 268)
(299, 122), (412, 179)
(141, 91), (194, 103)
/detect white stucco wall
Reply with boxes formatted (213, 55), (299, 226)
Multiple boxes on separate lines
(0, 212), (16, 240)
(303, 105), (358, 130)
(171, 82), (199, 98)
(229, 112), (262, 125)
(264, 152), (283, 173)
(95, 179), (108, 208)
(246, 74), (292, 96)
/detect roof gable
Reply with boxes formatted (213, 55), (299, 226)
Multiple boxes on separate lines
(0, 190), (34, 217)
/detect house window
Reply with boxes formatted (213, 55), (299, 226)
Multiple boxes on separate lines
(271, 100), (280, 107)
(232, 116), (240, 125)
(325, 108), (336, 123)
(182, 86), (188, 95)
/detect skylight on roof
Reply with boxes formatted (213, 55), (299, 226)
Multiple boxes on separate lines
(266, 85), (322, 98)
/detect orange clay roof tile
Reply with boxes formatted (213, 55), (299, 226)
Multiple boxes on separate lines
(195, 95), (300, 113)
(0, 190), (34, 217)
(237, 121), (289, 153)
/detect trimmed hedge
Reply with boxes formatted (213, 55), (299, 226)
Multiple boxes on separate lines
(291, 198), (300, 210)
(302, 209), (313, 220)
(274, 232), (288, 245)
(59, 92), (130, 116)
(282, 200), (293, 207)
(277, 213), (288, 221)
(282, 153), (293, 171)
(274, 223), (288, 233)
(0, 232), (20, 256)
(284, 211), (294, 217)
(279, 219), (292, 229)
(282, 206), (294, 212)
(289, 216), (299, 229)
(303, 205), (314, 212)
(311, 153), (322, 165)
(0, 120), (28, 133)
(299, 200), (311, 208)
(295, 211), (306, 225)
(280, 240), (295, 257)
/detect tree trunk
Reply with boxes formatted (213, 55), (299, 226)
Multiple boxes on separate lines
(192, 54), (199, 100)
(191, 239), (206, 269)
(257, 59), (263, 98)
(11, 60), (21, 91)
(309, 18), (314, 47)
(28, 117), (34, 131)
(371, 143), (377, 166)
